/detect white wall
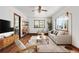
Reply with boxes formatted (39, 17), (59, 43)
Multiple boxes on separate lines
(0, 6), (27, 37)
(28, 17), (52, 33)
(0, 7), (13, 26)
(69, 7), (79, 48)
(52, 6), (79, 48)
(0, 6), (27, 27)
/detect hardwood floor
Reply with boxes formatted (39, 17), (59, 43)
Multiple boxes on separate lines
(65, 45), (79, 53)
(0, 34), (79, 53)
(58, 44), (79, 53)
(0, 35), (31, 53)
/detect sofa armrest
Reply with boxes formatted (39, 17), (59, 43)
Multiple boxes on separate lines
(53, 35), (72, 44)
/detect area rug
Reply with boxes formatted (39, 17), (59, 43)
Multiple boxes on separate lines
(28, 36), (70, 53)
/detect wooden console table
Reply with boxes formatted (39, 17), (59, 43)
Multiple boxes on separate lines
(0, 34), (19, 49)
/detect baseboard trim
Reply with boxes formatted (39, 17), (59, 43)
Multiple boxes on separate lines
(28, 33), (38, 35)
(28, 33), (48, 35)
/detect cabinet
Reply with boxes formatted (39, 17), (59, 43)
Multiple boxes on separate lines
(0, 34), (19, 49)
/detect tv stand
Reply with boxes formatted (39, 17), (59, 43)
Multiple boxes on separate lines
(0, 34), (19, 49)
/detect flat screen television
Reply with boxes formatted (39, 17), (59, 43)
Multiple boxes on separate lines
(0, 19), (11, 33)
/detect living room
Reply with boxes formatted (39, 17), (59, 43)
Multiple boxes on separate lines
(0, 6), (79, 53)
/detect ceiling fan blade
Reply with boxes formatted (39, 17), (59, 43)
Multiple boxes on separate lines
(32, 9), (39, 12)
(42, 9), (48, 12)
(32, 6), (47, 13)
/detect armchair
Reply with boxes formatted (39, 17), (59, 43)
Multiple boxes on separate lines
(15, 39), (37, 53)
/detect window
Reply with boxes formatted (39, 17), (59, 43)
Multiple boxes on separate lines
(55, 16), (68, 31)
(34, 20), (45, 28)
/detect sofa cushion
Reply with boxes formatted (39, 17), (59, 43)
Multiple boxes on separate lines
(57, 31), (65, 36)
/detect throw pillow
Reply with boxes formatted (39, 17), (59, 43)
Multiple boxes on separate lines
(51, 30), (54, 34)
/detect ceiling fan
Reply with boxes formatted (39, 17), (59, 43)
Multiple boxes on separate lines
(32, 6), (48, 13)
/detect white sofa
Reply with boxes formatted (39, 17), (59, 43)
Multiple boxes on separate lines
(48, 30), (72, 44)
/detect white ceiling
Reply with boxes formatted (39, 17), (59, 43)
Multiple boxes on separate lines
(14, 6), (62, 17)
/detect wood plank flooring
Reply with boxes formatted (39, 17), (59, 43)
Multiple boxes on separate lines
(0, 35), (31, 53)
(0, 34), (79, 53)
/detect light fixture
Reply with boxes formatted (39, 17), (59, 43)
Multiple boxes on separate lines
(66, 12), (69, 16)
(63, 11), (69, 20)
(32, 6), (48, 13)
